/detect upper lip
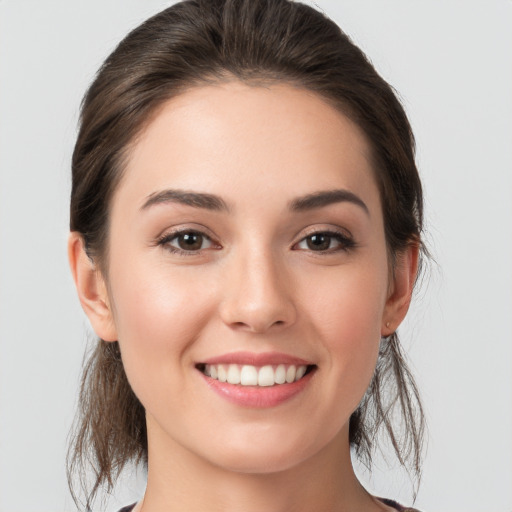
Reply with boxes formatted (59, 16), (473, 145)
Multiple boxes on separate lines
(200, 351), (314, 366)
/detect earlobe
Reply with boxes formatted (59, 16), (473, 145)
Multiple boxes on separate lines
(68, 232), (118, 342)
(382, 243), (419, 336)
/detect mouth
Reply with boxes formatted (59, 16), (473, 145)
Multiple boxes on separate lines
(195, 363), (317, 387)
(195, 352), (317, 407)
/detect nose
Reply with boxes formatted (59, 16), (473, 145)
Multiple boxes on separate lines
(218, 246), (297, 334)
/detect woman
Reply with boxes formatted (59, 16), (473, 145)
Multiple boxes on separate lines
(67, 0), (425, 510)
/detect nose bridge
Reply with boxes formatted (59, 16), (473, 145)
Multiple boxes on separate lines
(219, 240), (296, 333)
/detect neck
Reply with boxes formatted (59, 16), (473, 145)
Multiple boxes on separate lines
(138, 417), (385, 512)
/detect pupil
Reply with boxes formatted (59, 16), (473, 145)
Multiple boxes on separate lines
(308, 234), (330, 251)
(179, 232), (202, 250)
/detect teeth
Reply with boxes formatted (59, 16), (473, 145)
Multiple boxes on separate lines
(217, 365), (227, 382)
(240, 365), (258, 385)
(285, 365), (296, 383)
(258, 365), (274, 387)
(227, 364), (241, 384)
(295, 365), (307, 381)
(202, 363), (310, 386)
(275, 364), (286, 384)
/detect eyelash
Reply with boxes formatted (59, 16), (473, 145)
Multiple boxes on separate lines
(156, 228), (356, 256)
(156, 229), (218, 256)
(295, 229), (356, 253)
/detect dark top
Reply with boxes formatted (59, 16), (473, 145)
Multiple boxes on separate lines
(379, 497), (421, 511)
(118, 498), (420, 511)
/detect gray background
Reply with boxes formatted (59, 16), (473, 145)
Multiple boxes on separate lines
(1, 1), (511, 511)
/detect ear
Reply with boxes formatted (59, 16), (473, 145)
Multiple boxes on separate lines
(382, 243), (419, 337)
(68, 232), (118, 342)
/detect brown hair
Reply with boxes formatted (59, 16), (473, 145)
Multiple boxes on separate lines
(68, 0), (425, 508)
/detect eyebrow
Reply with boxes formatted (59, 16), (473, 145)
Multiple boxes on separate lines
(140, 188), (368, 215)
(141, 189), (230, 212)
(289, 189), (369, 215)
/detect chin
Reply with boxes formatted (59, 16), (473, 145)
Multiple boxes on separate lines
(198, 426), (339, 476)
(213, 447), (309, 475)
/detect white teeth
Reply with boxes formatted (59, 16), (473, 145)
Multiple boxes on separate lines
(285, 365), (296, 383)
(295, 365), (307, 381)
(227, 364), (241, 384)
(217, 365), (227, 382)
(202, 363), (310, 386)
(275, 364), (286, 384)
(240, 365), (258, 385)
(258, 365), (274, 387)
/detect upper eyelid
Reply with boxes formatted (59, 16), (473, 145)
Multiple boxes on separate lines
(293, 230), (354, 249)
(157, 229), (218, 256)
(289, 223), (356, 257)
(157, 224), (217, 241)
(157, 225), (353, 241)
(158, 230), (216, 247)
(295, 225), (353, 242)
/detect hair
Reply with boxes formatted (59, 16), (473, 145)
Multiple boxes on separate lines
(68, 0), (426, 508)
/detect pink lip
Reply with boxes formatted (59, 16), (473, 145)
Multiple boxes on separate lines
(199, 370), (315, 408)
(200, 351), (313, 366)
(196, 352), (316, 408)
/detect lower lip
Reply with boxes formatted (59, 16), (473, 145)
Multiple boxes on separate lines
(199, 369), (315, 408)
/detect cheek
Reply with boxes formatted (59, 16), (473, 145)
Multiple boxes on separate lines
(300, 264), (387, 398)
(305, 262), (387, 335)
(106, 256), (216, 391)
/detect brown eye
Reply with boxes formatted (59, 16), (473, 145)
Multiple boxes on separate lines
(296, 231), (354, 253)
(176, 232), (204, 251)
(159, 230), (214, 253)
(306, 234), (332, 251)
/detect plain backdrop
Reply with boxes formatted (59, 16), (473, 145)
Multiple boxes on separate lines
(1, 1), (511, 511)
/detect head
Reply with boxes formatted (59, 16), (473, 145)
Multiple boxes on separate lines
(68, 0), (425, 506)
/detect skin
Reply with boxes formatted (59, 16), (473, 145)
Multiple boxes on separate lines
(69, 82), (418, 512)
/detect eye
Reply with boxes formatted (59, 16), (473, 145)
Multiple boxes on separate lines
(158, 230), (215, 254)
(295, 230), (355, 253)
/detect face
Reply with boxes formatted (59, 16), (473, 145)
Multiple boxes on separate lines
(79, 82), (412, 475)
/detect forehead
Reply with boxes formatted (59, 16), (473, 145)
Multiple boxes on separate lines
(117, 81), (380, 214)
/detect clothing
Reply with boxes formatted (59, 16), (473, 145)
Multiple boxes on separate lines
(379, 497), (421, 511)
(118, 498), (421, 511)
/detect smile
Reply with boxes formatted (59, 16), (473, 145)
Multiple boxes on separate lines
(200, 363), (311, 386)
(195, 352), (317, 407)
